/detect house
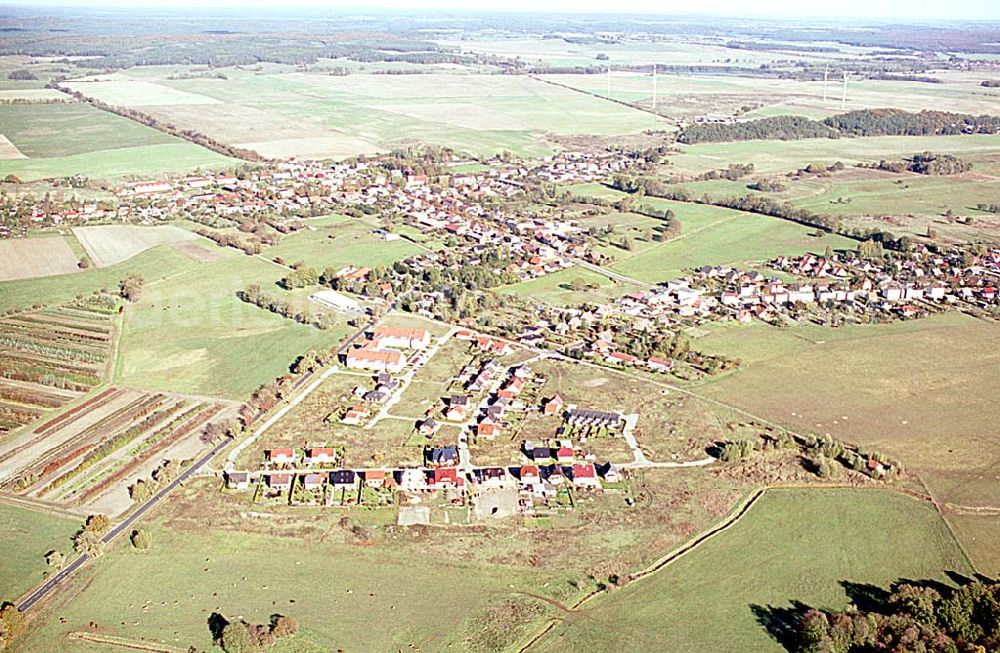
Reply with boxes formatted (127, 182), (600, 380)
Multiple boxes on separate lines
(267, 473), (292, 490)
(541, 464), (565, 485)
(531, 446), (552, 463)
(398, 468), (427, 491)
(556, 446), (574, 463)
(647, 356), (673, 373)
(302, 473), (326, 490)
(570, 463), (600, 488)
(475, 467), (508, 488)
(371, 326), (431, 350)
(225, 471), (250, 490)
(601, 463), (621, 483)
(364, 470), (388, 488)
(429, 446), (459, 466)
(307, 447), (337, 465)
(418, 417), (440, 436)
(341, 406), (369, 426)
(267, 448), (296, 466)
(329, 470), (357, 491)
(606, 351), (638, 366)
(430, 467), (461, 489)
(445, 403), (467, 421)
(519, 465), (540, 482)
(345, 347), (405, 373)
(565, 408), (622, 430)
(543, 394), (564, 416)
(477, 420), (499, 439)
(476, 336), (513, 355)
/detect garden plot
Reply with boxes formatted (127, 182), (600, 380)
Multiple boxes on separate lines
(0, 296), (119, 435)
(0, 236), (80, 281)
(72, 225), (200, 268)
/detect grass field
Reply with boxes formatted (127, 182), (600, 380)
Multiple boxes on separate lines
(669, 133), (1000, 176)
(263, 216), (424, 270)
(0, 143), (234, 182)
(66, 69), (669, 160)
(0, 245), (199, 310)
(116, 252), (349, 400)
(0, 503), (79, 602)
(498, 266), (630, 306)
(72, 225), (200, 267)
(692, 312), (1000, 572)
(533, 488), (972, 653)
(0, 235), (81, 281)
(569, 183), (855, 282)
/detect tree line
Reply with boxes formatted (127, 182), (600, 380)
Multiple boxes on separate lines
(680, 108), (1000, 144)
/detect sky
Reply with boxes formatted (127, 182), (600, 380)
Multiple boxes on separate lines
(2, 0), (999, 20)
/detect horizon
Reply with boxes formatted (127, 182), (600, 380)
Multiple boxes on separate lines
(1, 0), (999, 22)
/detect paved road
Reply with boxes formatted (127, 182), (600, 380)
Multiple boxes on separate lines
(17, 434), (235, 612)
(573, 258), (652, 289)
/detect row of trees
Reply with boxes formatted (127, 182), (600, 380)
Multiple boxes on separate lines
(212, 612), (298, 653)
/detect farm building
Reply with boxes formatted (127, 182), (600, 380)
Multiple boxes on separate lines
(311, 289), (362, 313)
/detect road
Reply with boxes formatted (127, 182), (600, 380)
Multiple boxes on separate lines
(17, 434), (235, 612)
(573, 258), (652, 289)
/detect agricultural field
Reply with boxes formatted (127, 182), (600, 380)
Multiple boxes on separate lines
(532, 488), (972, 653)
(543, 70), (1000, 119)
(0, 101), (233, 182)
(0, 384), (235, 517)
(692, 312), (1000, 571)
(0, 503), (79, 601)
(63, 69), (669, 159)
(72, 225), (200, 268)
(0, 235), (81, 281)
(568, 183), (855, 283)
(0, 295), (119, 436)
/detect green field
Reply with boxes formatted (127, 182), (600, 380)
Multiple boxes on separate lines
(116, 251), (348, 400)
(65, 69), (669, 160)
(0, 504), (80, 602)
(0, 102), (233, 181)
(0, 245), (199, 310)
(498, 265), (629, 306)
(569, 183), (855, 282)
(669, 133), (1000, 176)
(17, 510), (556, 652)
(264, 216), (424, 270)
(533, 488), (972, 653)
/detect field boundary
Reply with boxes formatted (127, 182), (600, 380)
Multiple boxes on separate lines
(68, 631), (187, 652)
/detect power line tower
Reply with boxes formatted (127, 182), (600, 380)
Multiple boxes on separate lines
(652, 63), (658, 110)
(841, 71), (848, 111)
(822, 64), (829, 102)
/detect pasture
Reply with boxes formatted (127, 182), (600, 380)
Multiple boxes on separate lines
(692, 312), (1000, 572)
(0, 503), (79, 601)
(263, 216), (424, 271)
(72, 225), (200, 268)
(498, 265), (630, 306)
(67, 69), (669, 160)
(0, 236), (81, 281)
(532, 488), (971, 653)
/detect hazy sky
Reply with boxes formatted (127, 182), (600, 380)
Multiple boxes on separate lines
(3, 0), (999, 20)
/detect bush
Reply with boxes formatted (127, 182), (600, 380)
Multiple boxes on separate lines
(130, 529), (151, 550)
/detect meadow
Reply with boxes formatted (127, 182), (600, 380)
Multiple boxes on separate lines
(263, 215), (424, 270)
(568, 183), (855, 282)
(498, 265), (629, 306)
(0, 503), (80, 601)
(63, 68), (669, 160)
(532, 488), (971, 652)
(692, 312), (1000, 572)
(115, 252), (349, 400)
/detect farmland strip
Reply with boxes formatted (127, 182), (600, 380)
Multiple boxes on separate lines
(79, 404), (223, 503)
(33, 387), (120, 436)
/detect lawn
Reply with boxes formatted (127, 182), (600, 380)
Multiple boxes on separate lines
(532, 488), (972, 653)
(0, 503), (80, 602)
(116, 252), (349, 400)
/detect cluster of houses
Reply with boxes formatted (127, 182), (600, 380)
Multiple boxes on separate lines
(344, 326), (432, 374)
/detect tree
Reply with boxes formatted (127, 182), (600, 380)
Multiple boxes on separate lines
(73, 528), (104, 557)
(220, 622), (253, 653)
(130, 529), (151, 550)
(45, 549), (64, 571)
(119, 273), (144, 303)
(271, 614), (298, 638)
